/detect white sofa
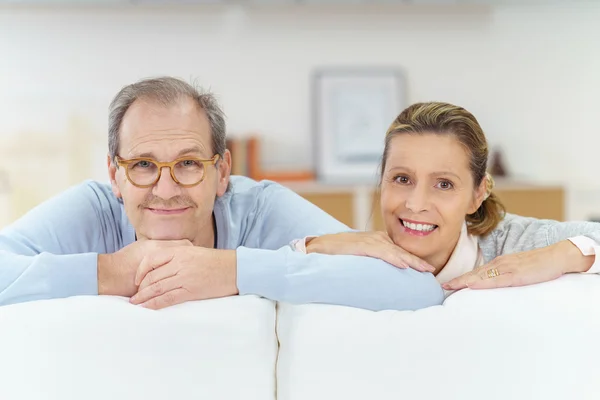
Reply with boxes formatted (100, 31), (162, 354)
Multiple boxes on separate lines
(1, 274), (599, 400)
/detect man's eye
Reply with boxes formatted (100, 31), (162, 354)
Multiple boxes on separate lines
(136, 161), (152, 168)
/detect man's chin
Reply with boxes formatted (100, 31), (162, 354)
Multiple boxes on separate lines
(143, 230), (191, 242)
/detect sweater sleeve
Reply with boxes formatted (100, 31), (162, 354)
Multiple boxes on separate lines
(235, 182), (444, 311)
(236, 245), (444, 311)
(0, 182), (115, 306)
(479, 213), (600, 269)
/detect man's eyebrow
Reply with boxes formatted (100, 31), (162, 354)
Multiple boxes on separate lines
(175, 147), (205, 157)
(135, 146), (205, 159)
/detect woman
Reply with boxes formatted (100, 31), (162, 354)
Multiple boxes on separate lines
(294, 102), (600, 297)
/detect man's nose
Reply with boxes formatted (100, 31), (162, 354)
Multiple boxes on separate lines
(152, 167), (180, 199)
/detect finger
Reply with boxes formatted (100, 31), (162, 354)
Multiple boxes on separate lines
(135, 250), (175, 286)
(375, 231), (394, 244)
(139, 288), (190, 310)
(443, 263), (506, 290)
(389, 243), (433, 272)
(467, 273), (514, 289)
(442, 271), (477, 290)
(153, 239), (193, 248)
(403, 253), (435, 273)
(370, 243), (408, 269)
(138, 263), (178, 291)
(471, 263), (510, 282)
(375, 234), (435, 272)
(368, 242), (435, 272)
(130, 275), (182, 305)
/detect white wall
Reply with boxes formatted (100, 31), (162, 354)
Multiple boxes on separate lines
(1, 2), (599, 221)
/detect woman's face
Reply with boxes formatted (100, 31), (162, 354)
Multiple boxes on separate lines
(380, 133), (486, 269)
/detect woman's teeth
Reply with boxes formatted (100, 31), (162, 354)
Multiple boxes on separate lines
(401, 220), (437, 232)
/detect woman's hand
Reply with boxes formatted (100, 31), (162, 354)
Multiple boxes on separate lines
(306, 231), (435, 273)
(442, 240), (594, 291)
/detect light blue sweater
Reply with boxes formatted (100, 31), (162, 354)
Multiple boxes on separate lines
(0, 176), (444, 310)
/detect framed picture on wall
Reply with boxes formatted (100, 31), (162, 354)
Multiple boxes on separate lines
(312, 68), (406, 184)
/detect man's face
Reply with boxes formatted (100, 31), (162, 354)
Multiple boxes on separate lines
(108, 97), (230, 247)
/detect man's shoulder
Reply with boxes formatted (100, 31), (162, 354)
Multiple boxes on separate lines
(218, 175), (299, 226)
(3, 180), (124, 248)
(66, 180), (121, 206)
(224, 176), (292, 203)
(227, 175), (286, 194)
(35, 180), (123, 220)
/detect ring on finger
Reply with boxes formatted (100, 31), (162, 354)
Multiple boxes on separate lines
(486, 268), (500, 279)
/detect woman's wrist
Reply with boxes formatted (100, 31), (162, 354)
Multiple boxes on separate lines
(305, 236), (319, 254)
(561, 240), (594, 273)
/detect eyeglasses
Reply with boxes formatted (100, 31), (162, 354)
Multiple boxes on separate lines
(115, 154), (220, 188)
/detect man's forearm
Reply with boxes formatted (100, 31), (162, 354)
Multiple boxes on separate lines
(235, 245), (444, 311)
(0, 251), (98, 306)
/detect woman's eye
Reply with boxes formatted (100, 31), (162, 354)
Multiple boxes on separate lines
(437, 180), (454, 190)
(394, 176), (410, 184)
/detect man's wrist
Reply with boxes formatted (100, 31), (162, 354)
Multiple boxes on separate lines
(97, 253), (115, 295)
(222, 249), (239, 295)
(204, 248), (239, 296)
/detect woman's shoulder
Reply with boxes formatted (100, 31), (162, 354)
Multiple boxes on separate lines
(476, 213), (557, 259)
(476, 212), (600, 260)
(478, 212), (543, 238)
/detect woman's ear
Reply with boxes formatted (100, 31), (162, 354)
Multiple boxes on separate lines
(468, 176), (488, 214)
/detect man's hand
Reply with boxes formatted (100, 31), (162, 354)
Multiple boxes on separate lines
(97, 239), (193, 297)
(129, 247), (238, 310)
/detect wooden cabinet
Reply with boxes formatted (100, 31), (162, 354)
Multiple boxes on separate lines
(284, 181), (565, 230)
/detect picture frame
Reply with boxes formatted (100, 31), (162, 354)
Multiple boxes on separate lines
(312, 68), (406, 184)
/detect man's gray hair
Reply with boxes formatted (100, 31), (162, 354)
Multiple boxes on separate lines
(108, 76), (227, 161)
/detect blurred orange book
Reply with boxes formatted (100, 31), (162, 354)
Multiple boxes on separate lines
(227, 135), (315, 182)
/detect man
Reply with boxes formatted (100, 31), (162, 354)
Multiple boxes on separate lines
(0, 77), (443, 311)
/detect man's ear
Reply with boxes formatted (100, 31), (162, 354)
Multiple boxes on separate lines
(107, 154), (122, 199)
(216, 150), (232, 197)
(468, 176), (488, 214)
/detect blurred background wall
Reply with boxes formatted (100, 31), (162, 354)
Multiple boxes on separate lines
(1, 0), (599, 228)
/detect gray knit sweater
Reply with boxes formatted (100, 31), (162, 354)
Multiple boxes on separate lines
(478, 213), (600, 263)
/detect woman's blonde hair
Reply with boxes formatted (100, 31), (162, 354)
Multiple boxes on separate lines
(381, 102), (505, 236)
